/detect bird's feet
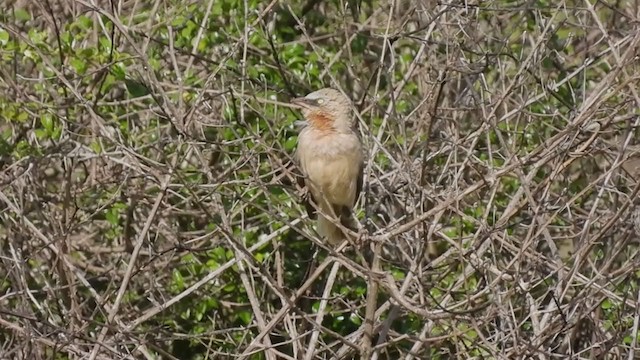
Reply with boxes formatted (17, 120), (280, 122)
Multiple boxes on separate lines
(299, 186), (310, 200)
(351, 227), (370, 249)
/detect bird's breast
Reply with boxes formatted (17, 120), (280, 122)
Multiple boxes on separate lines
(297, 130), (362, 206)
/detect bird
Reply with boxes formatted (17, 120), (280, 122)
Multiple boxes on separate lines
(290, 88), (364, 245)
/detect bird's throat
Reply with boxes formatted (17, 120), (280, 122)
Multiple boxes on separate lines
(307, 112), (335, 133)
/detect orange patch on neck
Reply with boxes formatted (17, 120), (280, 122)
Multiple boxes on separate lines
(306, 111), (335, 132)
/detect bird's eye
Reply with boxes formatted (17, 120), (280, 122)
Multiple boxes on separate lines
(317, 99), (324, 104)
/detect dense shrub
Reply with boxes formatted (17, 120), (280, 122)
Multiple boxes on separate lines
(1, 0), (640, 359)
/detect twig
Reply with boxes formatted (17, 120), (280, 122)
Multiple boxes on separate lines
(304, 261), (341, 360)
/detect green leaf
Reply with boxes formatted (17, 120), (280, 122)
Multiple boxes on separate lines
(41, 114), (53, 132)
(0, 29), (9, 46)
(90, 141), (102, 154)
(173, 270), (185, 289)
(181, 307), (191, 320)
(195, 302), (206, 321)
(34, 128), (48, 140)
(27, 28), (47, 44)
(124, 79), (150, 97)
(16, 111), (28, 122)
(111, 64), (126, 80)
(77, 15), (92, 30)
(14, 9), (31, 21)
(70, 58), (88, 74)
(0, 138), (12, 156)
(105, 207), (119, 226)
(51, 125), (62, 140)
(237, 311), (251, 325)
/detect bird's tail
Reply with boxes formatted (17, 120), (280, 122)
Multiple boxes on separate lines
(317, 215), (345, 245)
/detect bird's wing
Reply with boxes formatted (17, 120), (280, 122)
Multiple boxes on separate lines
(356, 160), (364, 204)
(337, 160), (364, 231)
(301, 178), (317, 220)
(293, 144), (318, 220)
(276, 158), (317, 219)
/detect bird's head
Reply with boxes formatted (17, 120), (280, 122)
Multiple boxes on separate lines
(290, 88), (354, 132)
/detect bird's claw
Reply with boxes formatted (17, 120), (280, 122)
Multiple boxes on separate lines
(351, 228), (370, 249)
(299, 186), (310, 200)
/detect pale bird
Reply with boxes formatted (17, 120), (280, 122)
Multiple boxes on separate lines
(291, 88), (364, 245)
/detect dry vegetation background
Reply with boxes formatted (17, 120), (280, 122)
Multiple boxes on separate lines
(2, 0), (640, 359)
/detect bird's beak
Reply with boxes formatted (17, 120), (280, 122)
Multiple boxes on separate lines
(290, 97), (316, 109)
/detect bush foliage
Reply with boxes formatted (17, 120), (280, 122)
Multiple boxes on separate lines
(1, 0), (640, 359)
